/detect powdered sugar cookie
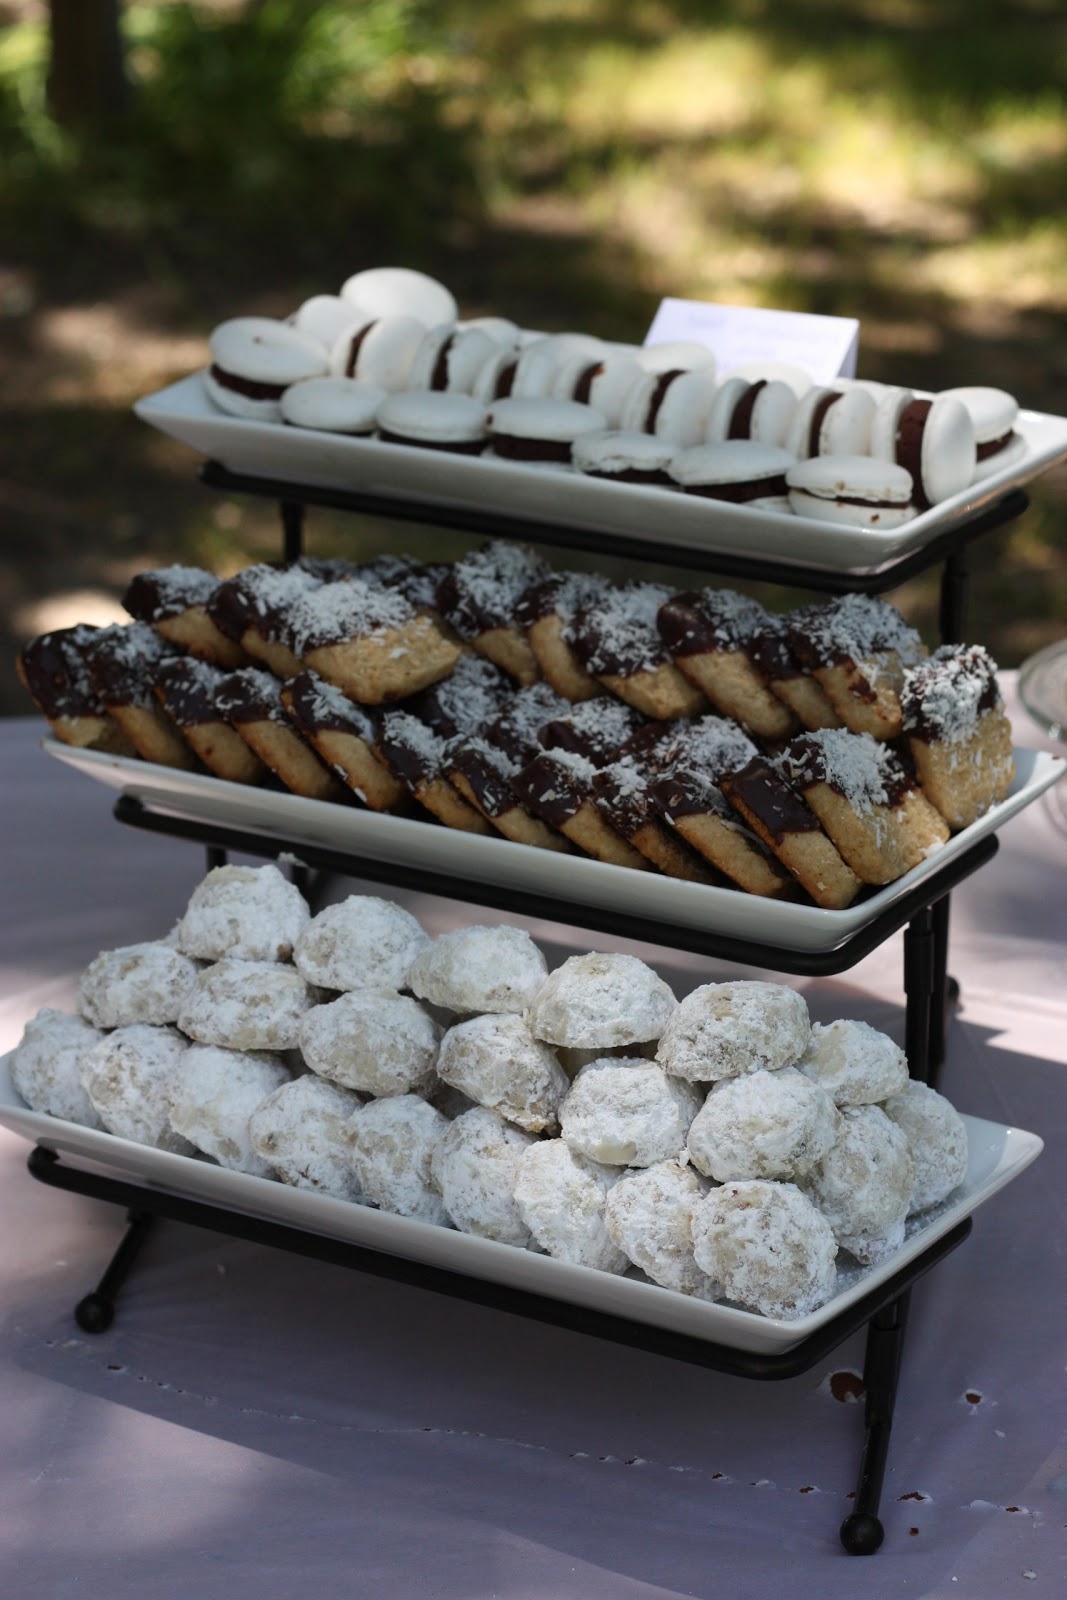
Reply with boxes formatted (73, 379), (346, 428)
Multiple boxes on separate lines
(77, 941), (200, 1030)
(299, 989), (440, 1097)
(247, 1074), (365, 1199)
(430, 1105), (537, 1245)
(690, 1180), (839, 1319)
(603, 1161), (720, 1298)
(880, 1079), (968, 1213)
(799, 1105), (914, 1264)
(345, 1094), (450, 1223)
(526, 952), (677, 1050)
(407, 925), (548, 1015)
(167, 1044), (290, 1175)
(177, 864), (310, 963)
(686, 1068), (840, 1182)
(558, 1058), (701, 1167)
(656, 981), (810, 1083)
(436, 1012), (569, 1133)
(512, 1140), (627, 1271)
(798, 1019), (909, 1106)
(293, 896), (430, 992)
(79, 1024), (195, 1152)
(10, 1008), (105, 1127)
(178, 960), (316, 1051)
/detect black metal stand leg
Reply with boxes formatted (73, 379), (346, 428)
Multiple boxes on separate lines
(928, 895), (957, 1088)
(74, 1207), (156, 1334)
(840, 1289), (912, 1555)
(281, 499), (305, 563)
(938, 549), (970, 646)
(903, 908), (936, 1083)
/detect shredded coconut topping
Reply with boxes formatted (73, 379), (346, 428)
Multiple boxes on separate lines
(901, 643), (1002, 743)
(668, 715), (758, 779)
(777, 728), (911, 813)
(438, 540), (551, 634)
(567, 583), (674, 675)
(287, 578), (414, 653)
(692, 588), (771, 647)
(790, 593), (925, 669)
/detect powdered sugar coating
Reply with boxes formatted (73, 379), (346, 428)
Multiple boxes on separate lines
(436, 1012), (569, 1132)
(512, 1140), (627, 1271)
(77, 941), (200, 1029)
(299, 989), (440, 1096)
(406, 925), (548, 1015)
(430, 1106), (537, 1245)
(10, 1008), (105, 1127)
(558, 1058), (701, 1167)
(798, 1019), (909, 1106)
(686, 1067), (841, 1182)
(604, 1160), (720, 1298)
(798, 1104), (915, 1263)
(80, 1024), (195, 1152)
(345, 1094), (450, 1223)
(177, 864), (310, 963)
(178, 959), (315, 1051)
(247, 1074), (365, 1199)
(880, 1079), (968, 1212)
(167, 1044), (290, 1175)
(526, 952), (677, 1049)
(690, 1180), (839, 1319)
(293, 895), (430, 992)
(656, 981), (810, 1082)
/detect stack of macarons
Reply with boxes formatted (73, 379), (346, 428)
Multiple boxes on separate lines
(201, 266), (1027, 528)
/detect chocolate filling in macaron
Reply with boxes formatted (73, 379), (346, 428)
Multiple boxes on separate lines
(727, 380), (767, 440)
(894, 399), (934, 509)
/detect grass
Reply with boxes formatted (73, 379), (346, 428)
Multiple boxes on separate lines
(1, 0), (1066, 712)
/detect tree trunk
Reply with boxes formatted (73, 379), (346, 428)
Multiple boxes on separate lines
(47, 0), (128, 130)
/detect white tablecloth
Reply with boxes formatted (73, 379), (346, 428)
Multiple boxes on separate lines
(1, 683), (1065, 1599)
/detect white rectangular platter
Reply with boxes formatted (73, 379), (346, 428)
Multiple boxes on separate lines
(42, 739), (1065, 955)
(135, 374), (1067, 577)
(0, 1053), (1042, 1356)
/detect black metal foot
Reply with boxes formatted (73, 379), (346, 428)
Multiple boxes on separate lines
(75, 1292), (115, 1334)
(72, 1208), (156, 1333)
(840, 1511), (885, 1555)
(840, 1289), (912, 1551)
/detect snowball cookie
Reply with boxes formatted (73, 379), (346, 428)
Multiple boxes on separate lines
(167, 1045), (290, 1176)
(178, 959), (315, 1051)
(346, 1094), (450, 1224)
(406, 924), (548, 1015)
(686, 1068), (841, 1183)
(293, 895), (430, 992)
(656, 981), (810, 1083)
(604, 1161), (720, 1298)
(248, 1074), (365, 1200)
(176, 863), (310, 963)
(526, 952), (677, 1050)
(430, 1106), (537, 1246)
(80, 1024), (195, 1153)
(299, 989), (440, 1097)
(881, 1079), (968, 1213)
(558, 1058), (701, 1167)
(512, 1140), (627, 1272)
(690, 1180), (839, 1320)
(436, 1013), (569, 1133)
(77, 940), (200, 1029)
(798, 1019), (909, 1106)
(799, 1104), (915, 1264)
(9, 1008), (105, 1127)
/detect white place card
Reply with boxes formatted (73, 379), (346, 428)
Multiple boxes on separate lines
(644, 297), (859, 385)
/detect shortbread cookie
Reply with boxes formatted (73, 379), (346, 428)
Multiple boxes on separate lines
(656, 981), (810, 1083)
(444, 735), (573, 851)
(690, 1180), (839, 1320)
(591, 760), (725, 884)
(901, 643), (1015, 829)
(511, 748), (651, 868)
(407, 924), (548, 1015)
(83, 622), (196, 768)
(558, 1058), (701, 1167)
(777, 729), (950, 885)
(436, 540), (551, 684)
(513, 1140), (627, 1272)
(720, 755), (862, 908)
(798, 1105), (914, 1264)
(657, 589), (796, 739)
(798, 1019), (909, 1106)
(215, 667), (346, 801)
(10, 1008), (105, 1126)
(177, 863), (310, 963)
(123, 564), (247, 667)
(403, 650), (513, 737)
(290, 579), (462, 704)
(567, 584), (707, 719)
(686, 1068), (841, 1182)
(880, 1079), (968, 1213)
(345, 1093), (450, 1224)
(280, 669), (403, 810)
(293, 895), (430, 992)
(178, 959), (315, 1051)
(436, 1013), (569, 1133)
(16, 626), (135, 754)
(80, 1024), (195, 1152)
(430, 1105), (537, 1245)
(167, 1044), (290, 1176)
(208, 562), (325, 679)
(526, 952), (677, 1049)
(153, 656), (268, 783)
(375, 711), (493, 833)
(603, 1161), (720, 1298)
(515, 571), (617, 700)
(299, 989), (440, 1097)
(77, 940), (200, 1029)
(536, 695), (644, 764)
(787, 593), (927, 740)
(745, 612), (842, 731)
(248, 1075), (366, 1199)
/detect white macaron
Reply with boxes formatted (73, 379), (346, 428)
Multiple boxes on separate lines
(621, 368), (719, 447)
(705, 377), (797, 448)
(408, 322), (500, 394)
(636, 339), (717, 376)
(376, 391), (487, 454)
(571, 430), (678, 485)
(485, 396), (607, 462)
(938, 385), (1026, 482)
(339, 266), (458, 326)
(205, 316), (330, 421)
(786, 454), (916, 528)
(329, 315), (426, 391)
(279, 376), (386, 434)
(288, 294), (364, 349)
(472, 340), (559, 404)
(459, 315), (523, 348)
(869, 390), (976, 509)
(726, 359), (813, 398)
(669, 441), (796, 512)
(552, 353), (644, 428)
(786, 385), (876, 459)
